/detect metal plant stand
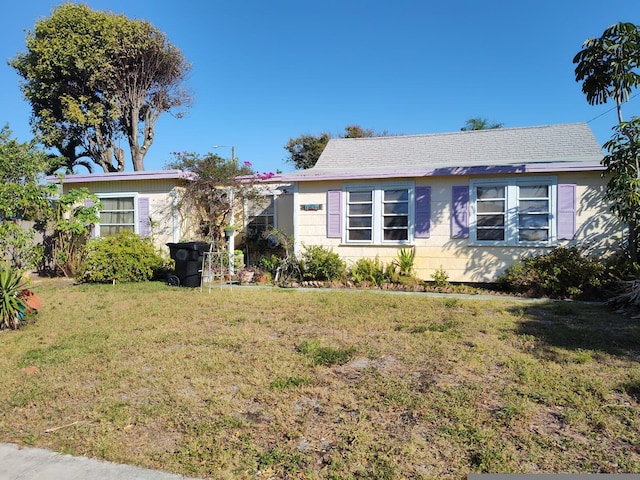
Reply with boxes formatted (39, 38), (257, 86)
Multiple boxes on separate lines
(200, 250), (229, 292)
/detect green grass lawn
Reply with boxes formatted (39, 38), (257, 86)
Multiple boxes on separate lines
(1, 278), (639, 479)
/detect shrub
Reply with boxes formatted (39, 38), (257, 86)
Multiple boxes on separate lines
(259, 254), (280, 277)
(78, 230), (166, 283)
(0, 263), (27, 330)
(497, 246), (605, 299)
(0, 222), (43, 271)
(300, 245), (346, 281)
(393, 247), (415, 276)
(47, 188), (101, 277)
(350, 257), (385, 286)
(431, 265), (450, 287)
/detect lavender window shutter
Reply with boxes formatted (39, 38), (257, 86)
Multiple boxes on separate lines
(451, 186), (469, 239)
(327, 190), (342, 238)
(138, 197), (150, 237)
(414, 186), (431, 238)
(557, 184), (576, 240)
(84, 199), (96, 238)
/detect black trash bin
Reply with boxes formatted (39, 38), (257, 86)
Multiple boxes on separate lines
(166, 241), (210, 287)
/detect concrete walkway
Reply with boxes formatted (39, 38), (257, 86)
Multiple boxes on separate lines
(0, 443), (198, 480)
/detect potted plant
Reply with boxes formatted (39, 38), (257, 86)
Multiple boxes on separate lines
(222, 224), (236, 239)
(237, 267), (255, 284)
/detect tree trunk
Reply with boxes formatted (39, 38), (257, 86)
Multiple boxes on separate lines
(629, 220), (639, 265)
(126, 106), (148, 171)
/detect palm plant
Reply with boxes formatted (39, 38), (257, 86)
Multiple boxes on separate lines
(0, 263), (27, 330)
(393, 247), (415, 276)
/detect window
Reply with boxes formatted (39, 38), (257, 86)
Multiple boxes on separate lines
(476, 185), (506, 241)
(518, 185), (550, 242)
(347, 190), (373, 241)
(382, 189), (409, 241)
(344, 182), (413, 244)
(246, 196), (275, 237)
(98, 195), (136, 236)
(470, 178), (556, 245)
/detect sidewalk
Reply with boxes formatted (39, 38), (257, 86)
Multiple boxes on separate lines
(0, 443), (198, 480)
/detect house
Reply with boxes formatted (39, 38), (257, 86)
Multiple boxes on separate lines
(48, 170), (193, 252)
(280, 123), (622, 283)
(48, 169), (294, 259)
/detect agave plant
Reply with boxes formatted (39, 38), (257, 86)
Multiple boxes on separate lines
(393, 247), (415, 276)
(0, 263), (26, 330)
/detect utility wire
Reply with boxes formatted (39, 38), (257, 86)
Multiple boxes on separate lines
(586, 92), (639, 123)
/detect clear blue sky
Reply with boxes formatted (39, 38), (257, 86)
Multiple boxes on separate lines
(1, 0), (639, 175)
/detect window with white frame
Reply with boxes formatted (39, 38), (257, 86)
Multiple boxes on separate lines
(96, 194), (136, 236)
(345, 183), (412, 244)
(246, 196), (275, 237)
(470, 178), (556, 245)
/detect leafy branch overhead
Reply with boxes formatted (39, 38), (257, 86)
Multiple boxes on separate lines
(574, 21), (640, 262)
(11, 3), (191, 173)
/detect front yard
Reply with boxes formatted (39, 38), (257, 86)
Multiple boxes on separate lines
(1, 279), (639, 479)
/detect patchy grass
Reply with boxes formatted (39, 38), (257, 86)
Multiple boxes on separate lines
(1, 278), (640, 479)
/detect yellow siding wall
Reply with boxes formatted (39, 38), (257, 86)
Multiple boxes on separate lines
(294, 172), (621, 283)
(62, 179), (189, 254)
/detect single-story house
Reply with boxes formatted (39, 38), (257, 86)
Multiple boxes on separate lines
(48, 170), (192, 252)
(47, 169), (294, 257)
(280, 123), (622, 283)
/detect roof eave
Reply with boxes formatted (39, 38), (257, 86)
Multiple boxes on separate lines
(280, 161), (606, 182)
(46, 170), (194, 184)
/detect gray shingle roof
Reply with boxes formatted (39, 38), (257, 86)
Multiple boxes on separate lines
(283, 123), (604, 181)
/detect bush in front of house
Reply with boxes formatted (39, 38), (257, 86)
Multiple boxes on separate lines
(349, 257), (386, 287)
(78, 230), (166, 283)
(300, 245), (346, 281)
(497, 246), (605, 299)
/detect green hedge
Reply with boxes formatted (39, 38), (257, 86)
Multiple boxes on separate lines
(78, 230), (165, 283)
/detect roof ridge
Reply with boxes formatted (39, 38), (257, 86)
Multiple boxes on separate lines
(330, 122), (590, 142)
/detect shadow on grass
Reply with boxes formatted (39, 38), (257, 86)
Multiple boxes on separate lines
(510, 301), (640, 359)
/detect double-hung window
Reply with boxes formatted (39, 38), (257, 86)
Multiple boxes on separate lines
(470, 177), (556, 246)
(476, 185), (506, 241)
(246, 196), (275, 237)
(518, 185), (551, 242)
(97, 194), (136, 236)
(347, 190), (373, 241)
(345, 182), (412, 244)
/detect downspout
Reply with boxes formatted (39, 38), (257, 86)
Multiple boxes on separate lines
(170, 188), (179, 243)
(293, 182), (300, 258)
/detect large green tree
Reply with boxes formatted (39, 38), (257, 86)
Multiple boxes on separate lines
(285, 125), (388, 170)
(574, 22), (640, 261)
(11, 3), (191, 173)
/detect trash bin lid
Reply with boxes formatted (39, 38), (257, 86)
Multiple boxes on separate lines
(166, 241), (210, 251)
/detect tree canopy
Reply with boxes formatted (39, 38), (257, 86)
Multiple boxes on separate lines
(574, 22), (640, 123)
(460, 117), (504, 131)
(284, 125), (389, 170)
(11, 3), (191, 173)
(0, 125), (55, 268)
(574, 22), (640, 261)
